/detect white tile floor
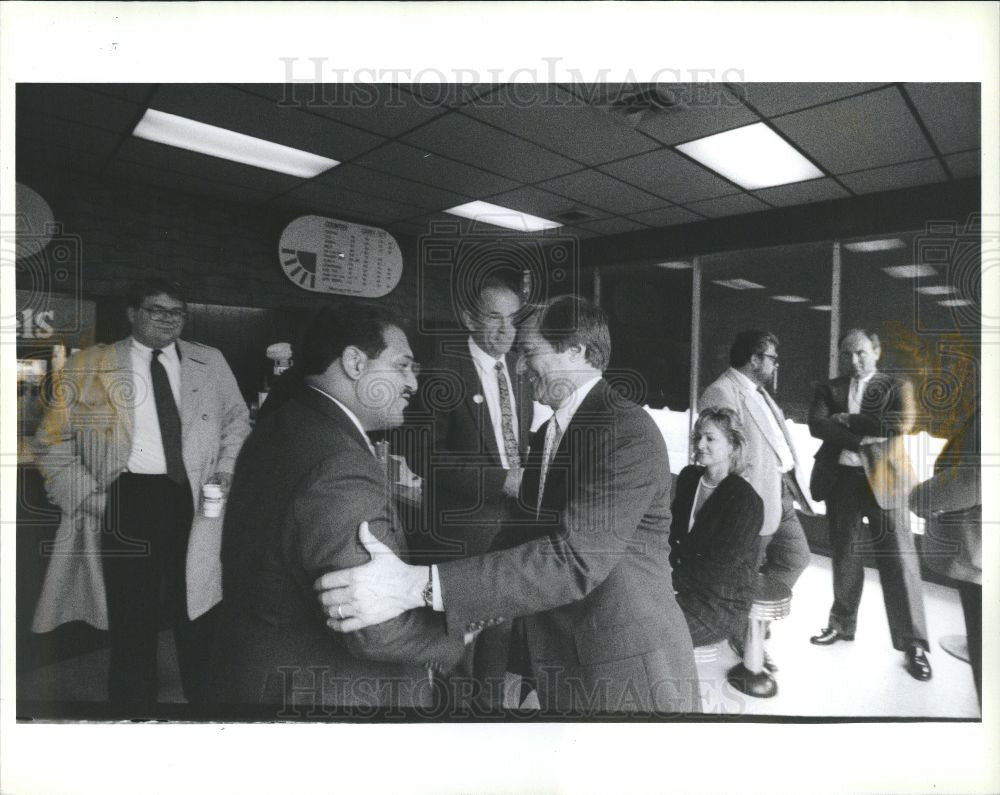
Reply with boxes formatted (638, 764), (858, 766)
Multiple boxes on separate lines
(18, 554), (980, 718)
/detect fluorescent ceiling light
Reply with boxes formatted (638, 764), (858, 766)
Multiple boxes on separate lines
(712, 278), (765, 290)
(810, 305), (833, 312)
(844, 239), (905, 253)
(133, 108), (339, 178)
(938, 298), (974, 307)
(770, 294), (810, 303)
(882, 264), (937, 279)
(655, 261), (692, 270)
(675, 122), (823, 190)
(444, 201), (562, 232)
(917, 285), (956, 295)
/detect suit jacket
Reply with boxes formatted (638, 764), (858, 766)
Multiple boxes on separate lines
(439, 379), (699, 714)
(699, 368), (810, 536)
(409, 343), (532, 557)
(31, 337), (250, 631)
(808, 372), (917, 513)
(669, 466), (764, 639)
(209, 386), (465, 708)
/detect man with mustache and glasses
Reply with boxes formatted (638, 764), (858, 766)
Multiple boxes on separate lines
(31, 277), (250, 710)
(209, 304), (465, 712)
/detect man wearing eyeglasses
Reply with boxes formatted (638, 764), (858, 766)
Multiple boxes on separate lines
(31, 277), (250, 710)
(699, 330), (813, 661)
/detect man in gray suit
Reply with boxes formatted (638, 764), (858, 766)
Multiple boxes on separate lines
(699, 330), (813, 593)
(32, 277), (250, 708)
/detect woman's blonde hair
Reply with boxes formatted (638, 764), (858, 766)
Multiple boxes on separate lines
(692, 406), (749, 476)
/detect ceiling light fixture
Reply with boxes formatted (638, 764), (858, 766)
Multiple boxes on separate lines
(938, 298), (974, 307)
(444, 201), (562, 232)
(770, 294), (810, 303)
(844, 239), (906, 253)
(882, 264), (937, 279)
(810, 305), (833, 312)
(655, 261), (693, 270)
(133, 108), (339, 178)
(916, 285), (957, 295)
(712, 278), (766, 290)
(675, 122), (824, 190)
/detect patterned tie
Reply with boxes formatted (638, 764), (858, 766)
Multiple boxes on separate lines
(757, 385), (796, 468)
(151, 348), (186, 484)
(848, 377), (861, 412)
(536, 416), (560, 517)
(495, 360), (520, 469)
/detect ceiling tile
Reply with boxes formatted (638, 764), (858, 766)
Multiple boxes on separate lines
(740, 83), (888, 117)
(399, 112), (580, 183)
(116, 138), (305, 194)
(751, 177), (851, 207)
(105, 160), (276, 206)
(574, 217), (648, 235)
(149, 84), (385, 162)
(904, 83), (980, 154)
(537, 170), (666, 214)
(311, 163), (469, 210)
(460, 84), (660, 165)
(635, 85), (760, 146)
(484, 186), (610, 223)
(944, 150), (980, 179)
(838, 158), (948, 195)
(281, 181), (427, 223)
(401, 84), (497, 107)
(599, 148), (739, 203)
(235, 83), (448, 138)
(86, 84), (156, 104)
(627, 206), (704, 227)
(682, 193), (771, 218)
(353, 141), (519, 196)
(17, 115), (122, 159)
(17, 140), (107, 177)
(772, 86), (935, 173)
(17, 84), (143, 131)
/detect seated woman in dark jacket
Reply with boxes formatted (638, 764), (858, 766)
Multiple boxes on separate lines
(670, 407), (764, 646)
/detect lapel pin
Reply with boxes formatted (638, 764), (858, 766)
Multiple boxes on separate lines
(473, 394), (484, 404)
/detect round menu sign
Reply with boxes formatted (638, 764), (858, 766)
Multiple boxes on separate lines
(278, 215), (403, 297)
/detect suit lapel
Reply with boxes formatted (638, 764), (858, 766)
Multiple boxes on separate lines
(101, 339), (135, 446)
(177, 339), (208, 431)
(457, 351), (502, 461)
(731, 371), (783, 461)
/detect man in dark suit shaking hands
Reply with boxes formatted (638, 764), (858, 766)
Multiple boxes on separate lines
(808, 328), (931, 681)
(315, 297), (699, 715)
(209, 305), (466, 712)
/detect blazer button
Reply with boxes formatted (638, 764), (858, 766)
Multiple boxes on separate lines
(202, 413), (209, 420)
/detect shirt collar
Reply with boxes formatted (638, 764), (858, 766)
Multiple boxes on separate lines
(467, 336), (505, 371)
(551, 375), (602, 432)
(131, 336), (179, 360)
(307, 385), (374, 452)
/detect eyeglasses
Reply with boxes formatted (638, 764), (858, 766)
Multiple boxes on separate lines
(141, 305), (187, 322)
(759, 352), (780, 365)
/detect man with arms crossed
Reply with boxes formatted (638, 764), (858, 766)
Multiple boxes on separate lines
(316, 297), (699, 715)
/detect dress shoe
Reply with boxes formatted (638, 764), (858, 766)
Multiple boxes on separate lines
(810, 627), (854, 645)
(905, 645), (933, 681)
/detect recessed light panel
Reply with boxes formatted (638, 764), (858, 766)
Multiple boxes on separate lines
(938, 298), (974, 307)
(844, 239), (906, 253)
(445, 201), (562, 232)
(712, 278), (766, 290)
(882, 264), (937, 279)
(810, 305), (833, 312)
(916, 285), (956, 295)
(655, 261), (693, 270)
(676, 122), (824, 190)
(133, 108), (339, 178)
(770, 294), (810, 303)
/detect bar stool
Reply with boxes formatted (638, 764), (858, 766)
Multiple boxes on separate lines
(727, 574), (791, 698)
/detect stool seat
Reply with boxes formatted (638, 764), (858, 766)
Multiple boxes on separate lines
(727, 574), (792, 699)
(693, 644), (720, 664)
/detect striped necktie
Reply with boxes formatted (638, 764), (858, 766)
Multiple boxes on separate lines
(495, 360), (520, 469)
(536, 416), (560, 517)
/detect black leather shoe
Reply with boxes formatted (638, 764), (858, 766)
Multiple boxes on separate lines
(905, 645), (932, 681)
(810, 627), (855, 645)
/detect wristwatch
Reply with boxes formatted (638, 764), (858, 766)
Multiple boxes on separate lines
(422, 566), (433, 608)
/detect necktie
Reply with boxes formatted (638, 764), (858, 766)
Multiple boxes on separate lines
(848, 378), (861, 412)
(757, 385), (796, 468)
(536, 416), (560, 517)
(151, 348), (186, 484)
(495, 360), (520, 469)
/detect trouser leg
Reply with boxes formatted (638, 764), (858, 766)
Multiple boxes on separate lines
(102, 474), (178, 707)
(761, 478), (811, 590)
(867, 503), (928, 652)
(958, 581), (982, 705)
(827, 467), (867, 636)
